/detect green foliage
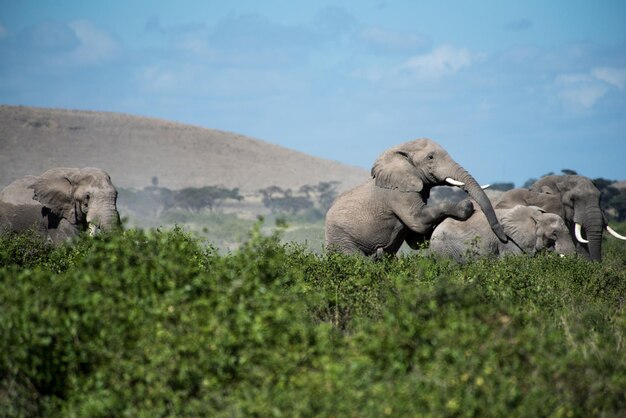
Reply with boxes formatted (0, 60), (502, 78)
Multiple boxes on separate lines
(1, 224), (626, 417)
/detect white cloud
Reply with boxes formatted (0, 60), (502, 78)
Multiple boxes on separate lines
(397, 45), (479, 80)
(139, 65), (182, 92)
(65, 20), (120, 65)
(555, 73), (609, 109)
(554, 66), (626, 110)
(171, 25), (215, 59)
(591, 67), (626, 90)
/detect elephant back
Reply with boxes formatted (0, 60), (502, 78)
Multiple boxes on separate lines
(0, 176), (39, 206)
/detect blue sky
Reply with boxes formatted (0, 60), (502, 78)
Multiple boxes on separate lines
(1, 0), (625, 187)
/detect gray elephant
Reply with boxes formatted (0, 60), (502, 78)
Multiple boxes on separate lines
(325, 138), (507, 257)
(0, 167), (120, 245)
(496, 175), (626, 261)
(430, 205), (576, 263)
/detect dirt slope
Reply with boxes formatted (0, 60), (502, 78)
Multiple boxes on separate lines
(0, 105), (368, 192)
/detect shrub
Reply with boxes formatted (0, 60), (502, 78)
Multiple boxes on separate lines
(1, 223), (625, 416)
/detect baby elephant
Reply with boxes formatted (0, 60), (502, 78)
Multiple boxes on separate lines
(429, 205), (576, 263)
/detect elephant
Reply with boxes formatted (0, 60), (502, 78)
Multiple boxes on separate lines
(0, 167), (120, 245)
(430, 204), (576, 263)
(324, 138), (507, 258)
(495, 175), (626, 261)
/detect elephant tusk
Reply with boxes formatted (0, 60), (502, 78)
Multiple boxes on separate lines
(481, 184), (490, 189)
(88, 224), (99, 237)
(574, 223), (589, 244)
(606, 225), (626, 241)
(445, 178), (465, 187)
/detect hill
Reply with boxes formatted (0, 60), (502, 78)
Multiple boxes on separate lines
(0, 105), (368, 192)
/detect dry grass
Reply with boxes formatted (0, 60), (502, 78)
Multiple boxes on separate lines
(0, 105), (368, 192)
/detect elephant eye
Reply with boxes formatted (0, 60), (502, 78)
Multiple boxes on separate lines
(426, 152), (435, 160)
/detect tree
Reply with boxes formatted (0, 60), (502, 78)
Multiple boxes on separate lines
(316, 181), (340, 212)
(298, 181), (339, 212)
(259, 186), (286, 212)
(175, 186), (243, 213)
(259, 186), (314, 214)
(608, 193), (626, 221)
(489, 182), (514, 192)
(561, 169), (578, 175)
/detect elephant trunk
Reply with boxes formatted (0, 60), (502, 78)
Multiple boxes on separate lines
(451, 165), (508, 243)
(100, 210), (121, 232)
(88, 199), (121, 234)
(579, 205), (604, 262)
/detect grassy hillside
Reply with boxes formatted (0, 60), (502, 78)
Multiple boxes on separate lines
(0, 105), (368, 192)
(1, 223), (625, 417)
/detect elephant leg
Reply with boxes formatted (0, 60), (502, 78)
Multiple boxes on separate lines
(326, 239), (372, 258)
(405, 231), (427, 250)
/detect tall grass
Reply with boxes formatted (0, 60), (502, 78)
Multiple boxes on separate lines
(1, 224), (625, 417)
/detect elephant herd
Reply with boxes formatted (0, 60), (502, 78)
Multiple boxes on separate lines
(324, 138), (625, 262)
(1, 138), (624, 262)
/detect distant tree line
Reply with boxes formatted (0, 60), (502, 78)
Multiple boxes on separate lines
(593, 178), (626, 221)
(117, 179), (341, 220)
(118, 184), (243, 218)
(258, 181), (340, 218)
(119, 171), (625, 222)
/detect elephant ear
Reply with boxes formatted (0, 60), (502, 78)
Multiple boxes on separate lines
(371, 150), (424, 192)
(30, 176), (78, 224)
(500, 205), (539, 255)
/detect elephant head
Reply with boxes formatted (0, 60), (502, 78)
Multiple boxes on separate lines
(496, 188), (564, 217)
(529, 175), (624, 261)
(371, 138), (507, 242)
(500, 205), (575, 256)
(30, 167), (120, 235)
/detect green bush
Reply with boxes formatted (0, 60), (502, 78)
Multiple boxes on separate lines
(1, 224), (625, 417)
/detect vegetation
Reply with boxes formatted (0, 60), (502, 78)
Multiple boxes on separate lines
(259, 181), (340, 216)
(1, 222), (625, 417)
(118, 185), (243, 217)
(488, 182), (514, 192)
